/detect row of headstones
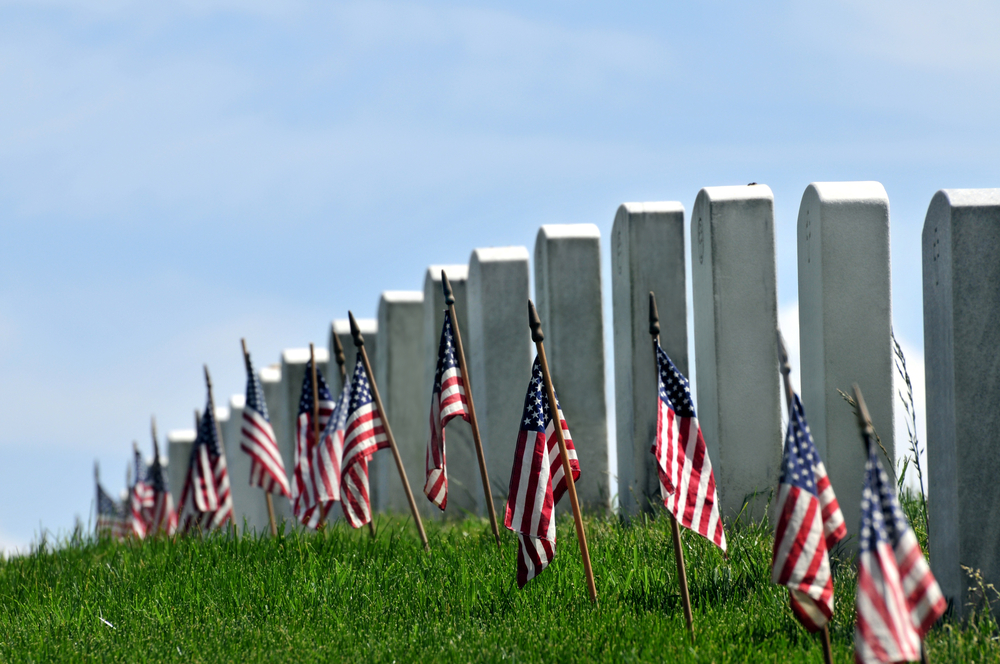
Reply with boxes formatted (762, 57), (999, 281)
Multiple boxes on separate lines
(162, 183), (998, 616)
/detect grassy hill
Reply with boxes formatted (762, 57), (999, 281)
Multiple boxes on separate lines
(1, 502), (996, 662)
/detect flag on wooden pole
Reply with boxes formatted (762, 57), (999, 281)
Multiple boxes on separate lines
(853, 387), (945, 664)
(240, 345), (291, 500)
(772, 392), (846, 631)
(179, 371), (233, 532)
(146, 423), (178, 536)
(340, 351), (389, 527)
(292, 359), (336, 528)
(129, 444), (153, 538)
(504, 356), (580, 587)
(652, 340), (727, 551)
(424, 309), (470, 510)
(96, 464), (129, 540)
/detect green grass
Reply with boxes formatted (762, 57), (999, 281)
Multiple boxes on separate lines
(1, 502), (997, 662)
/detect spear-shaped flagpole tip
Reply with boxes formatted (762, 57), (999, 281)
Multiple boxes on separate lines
(332, 329), (346, 368)
(94, 460), (99, 483)
(777, 330), (791, 377)
(528, 300), (544, 342)
(203, 364), (213, 390)
(441, 270), (455, 306)
(348, 311), (365, 347)
(648, 291), (660, 337)
(853, 383), (875, 441)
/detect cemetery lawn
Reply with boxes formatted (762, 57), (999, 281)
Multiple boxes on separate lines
(1, 501), (997, 663)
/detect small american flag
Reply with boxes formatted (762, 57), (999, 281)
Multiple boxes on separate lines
(97, 481), (129, 540)
(240, 352), (291, 499)
(318, 373), (352, 503)
(292, 360), (337, 528)
(129, 447), (153, 538)
(340, 352), (389, 528)
(652, 340), (726, 551)
(145, 437), (177, 536)
(504, 356), (580, 588)
(179, 398), (233, 533)
(855, 438), (946, 663)
(425, 310), (470, 510)
(772, 393), (846, 631)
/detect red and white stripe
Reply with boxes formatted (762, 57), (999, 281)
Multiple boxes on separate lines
(654, 397), (726, 552)
(241, 406), (291, 499)
(771, 462), (845, 630)
(504, 402), (578, 587)
(179, 443), (233, 533)
(130, 478), (154, 538)
(147, 490), (177, 536)
(340, 394), (388, 528)
(855, 527), (946, 663)
(292, 382), (335, 528)
(424, 315), (470, 510)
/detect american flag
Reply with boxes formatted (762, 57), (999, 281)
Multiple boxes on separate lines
(340, 352), (389, 528)
(96, 481), (129, 540)
(855, 438), (946, 663)
(318, 373), (352, 503)
(145, 436), (178, 536)
(504, 356), (580, 588)
(129, 447), (153, 539)
(240, 352), (291, 499)
(771, 393), (846, 631)
(292, 360), (337, 528)
(424, 310), (470, 510)
(179, 400), (233, 533)
(652, 340), (726, 551)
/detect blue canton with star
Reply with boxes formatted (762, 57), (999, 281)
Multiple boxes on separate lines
(193, 396), (223, 458)
(434, 311), (460, 392)
(244, 354), (270, 422)
(298, 360), (333, 417)
(779, 394), (820, 496)
(859, 441), (909, 555)
(656, 342), (696, 419)
(520, 356), (561, 433)
(348, 353), (374, 415)
(147, 453), (169, 493)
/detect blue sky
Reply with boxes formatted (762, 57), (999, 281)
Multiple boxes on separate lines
(1, 1), (998, 553)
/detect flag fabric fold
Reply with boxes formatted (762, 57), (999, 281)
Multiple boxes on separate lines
(340, 353), (389, 528)
(145, 440), (178, 536)
(855, 438), (946, 663)
(240, 353), (291, 499)
(771, 393), (847, 631)
(97, 482), (129, 540)
(652, 340), (726, 552)
(179, 399), (233, 533)
(425, 310), (470, 510)
(293, 360), (337, 528)
(504, 356), (580, 588)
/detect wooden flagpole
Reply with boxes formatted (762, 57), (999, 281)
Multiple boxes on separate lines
(309, 344), (331, 530)
(777, 331), (833, 664)
(240, 339), (278, 537)
(649, 292), (695, 642)
(441, 271), (503, 550)
(527, 300), (597, 603)
(349, 311), (430, 552)
(332, 332), (377, 539)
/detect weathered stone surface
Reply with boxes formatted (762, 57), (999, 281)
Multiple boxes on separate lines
(534, 224), (610, 513)
(259, 364), (293, 524)
(923, 188), (1000, 616)
(375, 291), (428, 515)
(166, 429), (196, 509)
(467, 246), (532, 509)
(328, 318), (378, 393)
(691, 184), (781, 522)
(423, 265), (481, 517)
(611, 202), (687, 517)
(797, 181), (895, 552)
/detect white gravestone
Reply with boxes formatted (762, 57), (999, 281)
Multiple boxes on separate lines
(375, 291), (428, 515)
(281, 347), (331, 522)
(534, 224), (611, 513)
(467, 246), (533, 509)
(259, 364), (293, 525)
(691, 184), (782, 522)
(612, 202), (688, 518)
(167, 429), (196, 509)
(424, 265), (480, 517)
(923, 188), (1000, 616)
(797, 181), (895, 553)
